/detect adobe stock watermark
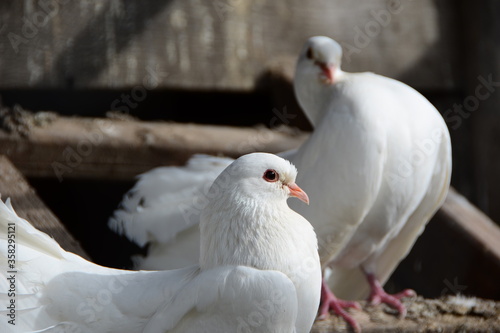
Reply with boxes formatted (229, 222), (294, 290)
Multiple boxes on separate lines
(110, 65), (169, 114)
(441, 277), (467, 296)
(236, 289), (289, 333)
(36, 322), (82, 333)
(51, 65), (168, 181)
(443, 74), (500, 130)
(341, 0), (411, 63)
(51, 119), (115, 182)
(236, 256), (318, 333)
(212, 0), (242, 21)
(7, 0), (69, 54)
(76, 276), (129, 323)
(385, 127), (446, 192)
(236, 106), (297, 154)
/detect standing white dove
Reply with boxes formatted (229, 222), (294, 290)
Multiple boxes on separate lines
(109, 37), (452, 331)
(0, 153), (320, 333)
(291, 36), (451, 329)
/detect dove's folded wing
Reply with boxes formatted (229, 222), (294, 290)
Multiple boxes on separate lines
(146, 266), (298, 333)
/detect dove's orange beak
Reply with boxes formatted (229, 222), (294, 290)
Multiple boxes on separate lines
(318, 62), (335, 84)
(287, 183), (310, 205)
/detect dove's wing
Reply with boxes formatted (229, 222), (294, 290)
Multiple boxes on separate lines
(109, 154), (233, 248)
(146, 266), (299, 333)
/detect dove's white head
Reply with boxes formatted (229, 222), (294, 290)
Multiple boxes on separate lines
(296, 36), (343, 85)
(211, 152), (309, 206)
(199, 152), (312, 270)
(294, 36), (344, 126)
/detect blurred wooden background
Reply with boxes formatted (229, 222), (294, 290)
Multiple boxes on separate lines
(0, 0), (499, 303)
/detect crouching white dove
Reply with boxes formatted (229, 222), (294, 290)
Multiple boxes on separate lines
(0, 153), (321, 333)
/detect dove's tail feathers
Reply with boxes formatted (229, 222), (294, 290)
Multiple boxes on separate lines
(0, 197), (65, 260)
(0, 197), (84, 331)
(108, 154), (233, 248)
(0, 197), (152, 332)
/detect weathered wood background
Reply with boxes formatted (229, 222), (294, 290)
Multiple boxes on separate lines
(0, 0), (483, 201)
(0, 0), (459, 91)
(0, 0), (500, 313)
(0, 2), (500, 331)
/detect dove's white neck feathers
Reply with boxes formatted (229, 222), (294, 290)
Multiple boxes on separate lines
(294, 36), (345, 126)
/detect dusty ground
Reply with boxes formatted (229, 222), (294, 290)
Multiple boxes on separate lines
(312, 295), (500, 332)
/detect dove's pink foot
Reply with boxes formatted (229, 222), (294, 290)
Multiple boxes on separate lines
(365, 273), (416, 318)
(318, 279), (361, 333)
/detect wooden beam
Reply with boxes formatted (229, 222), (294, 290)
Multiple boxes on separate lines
(0, 114), (308, 180)
(0, 155), (90, 259)
(440, 187), (500, 262)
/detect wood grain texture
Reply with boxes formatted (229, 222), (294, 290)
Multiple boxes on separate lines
(0, 113), (308, 180)
(0, 155), (90, 259)
(0, 0), (459, 91)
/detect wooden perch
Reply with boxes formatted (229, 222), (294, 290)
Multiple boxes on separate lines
(0, 155), (90, 259)
(0, 113), (308, 180)
(311, 296), (500, 332)
(440, 187), (500, 264)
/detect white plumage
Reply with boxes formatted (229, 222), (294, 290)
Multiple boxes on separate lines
(109, 155), (232, 269)
(0, 153), (320, 333)
(291, 37), (451, 318)
(109, 36), (451, 320)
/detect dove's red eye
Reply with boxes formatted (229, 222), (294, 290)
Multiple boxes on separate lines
(306, 47), (314, 60)
(263, 169), (279, 182)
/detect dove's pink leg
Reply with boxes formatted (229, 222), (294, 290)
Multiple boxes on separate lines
(365, 272), (416, 318)
(318, 279), (361, 333)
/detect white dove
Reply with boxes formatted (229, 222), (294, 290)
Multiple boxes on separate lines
(291, 36), (451, 328)
(109, 37), (452, 330)
(0, 153), (320, 333)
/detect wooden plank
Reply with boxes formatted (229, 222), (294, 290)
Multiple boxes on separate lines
(0, 155), (90, 259)
(0, 113), (308, 180)
(440, 187), (500, 262)
(0, 0), (459, 91)
(312, 296), (500, 332)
